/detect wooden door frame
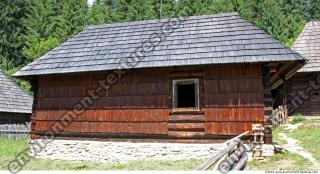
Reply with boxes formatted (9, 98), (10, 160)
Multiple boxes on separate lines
(172, 78), (200, 112)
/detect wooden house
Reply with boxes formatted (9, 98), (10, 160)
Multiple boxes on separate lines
(0, 70), (33, 124)
(285, 21), (320, 116)
(15, 13), (305, 143)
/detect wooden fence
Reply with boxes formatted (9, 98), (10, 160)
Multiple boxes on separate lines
(272, 105), (287, 127)
(0, 123), (30, 139)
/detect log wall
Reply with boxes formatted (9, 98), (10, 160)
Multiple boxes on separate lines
(33, 70), (170, 135)
(32, 64), (265, 139)
(287, 72), (320, 116)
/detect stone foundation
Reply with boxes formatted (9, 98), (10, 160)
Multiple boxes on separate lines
(30, 139), (225, 163)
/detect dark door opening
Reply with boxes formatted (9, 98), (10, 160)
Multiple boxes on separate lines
(173, 79), (199, 111)
(177, 84), (195, 108)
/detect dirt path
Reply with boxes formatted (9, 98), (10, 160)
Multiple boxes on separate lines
(279, 124), (319, 169)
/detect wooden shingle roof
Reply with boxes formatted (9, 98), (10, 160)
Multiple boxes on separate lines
(15, 12), (305, 77)
(292, 21), (320, 72)
(0, 70), (33, 114)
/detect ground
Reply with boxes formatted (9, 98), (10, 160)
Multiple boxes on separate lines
(249, 117), (320, 171)
(0, 138), (204, 170)
(1, 117), (319, 171)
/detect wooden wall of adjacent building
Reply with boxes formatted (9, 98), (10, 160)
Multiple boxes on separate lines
(32, 64), (265, 139)
(286, 72), (320, 116)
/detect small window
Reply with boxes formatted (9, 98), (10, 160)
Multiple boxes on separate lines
(173, 79), (199, 111)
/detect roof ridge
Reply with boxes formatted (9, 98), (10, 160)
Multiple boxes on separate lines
(15, 12), (304, 77)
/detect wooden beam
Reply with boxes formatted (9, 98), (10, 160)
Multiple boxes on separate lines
(270, 61), (304, 89)
(270, 62), (292, 83)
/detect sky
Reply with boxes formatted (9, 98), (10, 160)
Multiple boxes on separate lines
(88, 0), (94, 6)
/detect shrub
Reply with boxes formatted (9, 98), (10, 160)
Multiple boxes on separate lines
(290, 114), (306, 124)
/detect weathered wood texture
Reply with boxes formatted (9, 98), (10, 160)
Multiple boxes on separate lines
(286, 72), (320, 116)
(32, 64), (265, 139)
(203, 64), (264, 135)
(262, 65), (273, 144)
(33, 70), (170, 135)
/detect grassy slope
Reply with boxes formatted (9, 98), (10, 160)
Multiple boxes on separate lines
(287, 120), (320, 161)
(248, 122), (313, 170)
(272, 125), (287, 145)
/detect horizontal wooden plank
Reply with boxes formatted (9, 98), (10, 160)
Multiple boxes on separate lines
(37, 95), (169, 109)
(205, 121), (262, 135)
(168, 115), (205, 122)
(38, 82), (169, 98)
(169, 71), (204, 78)
(204, 79), (263, 94)
(38, 69), (169, 88)
(168, 131), (206, 138)
(34, 121), (168, 134)
(205, 64), (262, 80)
(204, 93), (264, 107)
(34, 109), (169, 122)
(204, 107), (264, 122)
(168, 123), (204, 131)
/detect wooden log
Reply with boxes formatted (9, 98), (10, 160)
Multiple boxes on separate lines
(196, 138), (241, 171)
(216, 145), (246, 172)
(233, 153), (248, 170)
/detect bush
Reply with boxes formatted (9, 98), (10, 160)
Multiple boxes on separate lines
(290, 114), (306, 124)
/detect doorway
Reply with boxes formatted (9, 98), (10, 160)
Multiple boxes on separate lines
(173, 79), (199, 111)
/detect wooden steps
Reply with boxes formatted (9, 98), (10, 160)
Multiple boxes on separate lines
(168, 113), (205, 139)
(168, 115), (205, 123)
(168, 123), (204, 131)
(168, 131), (206, 138)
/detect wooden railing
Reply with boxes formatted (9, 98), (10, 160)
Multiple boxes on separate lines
(0, 123), (30, 139)
(197, 131), (249, 171)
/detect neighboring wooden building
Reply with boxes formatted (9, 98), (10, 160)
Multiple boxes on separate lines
(0, 70), (33, 124)
(15, 12), (305, 143)
(285, 21), (320, 116)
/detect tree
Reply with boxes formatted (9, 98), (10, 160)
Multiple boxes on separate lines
(306, 0), (320, 20)
(176, 0), (193, 16)
(0, 0), (30, 69)
(23, 0), (62, 61)
(62, 0), (88, 38)
(153, 0), (176, 19)
(283, 0), (306, 46)
(192, 0), (233, 15)
(87, 0), (116, 25)
(126, 0), (157, 21)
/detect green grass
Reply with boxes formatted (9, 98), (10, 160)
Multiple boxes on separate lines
(272, 125), (287, 145)
(248, 152), (312, 171)
(0, 157), (204, 170)
(250, 121), (318, 171)
(0, 138), (28, 157)
(289, 114), (307, 124)
(287, 120), (320, 161)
